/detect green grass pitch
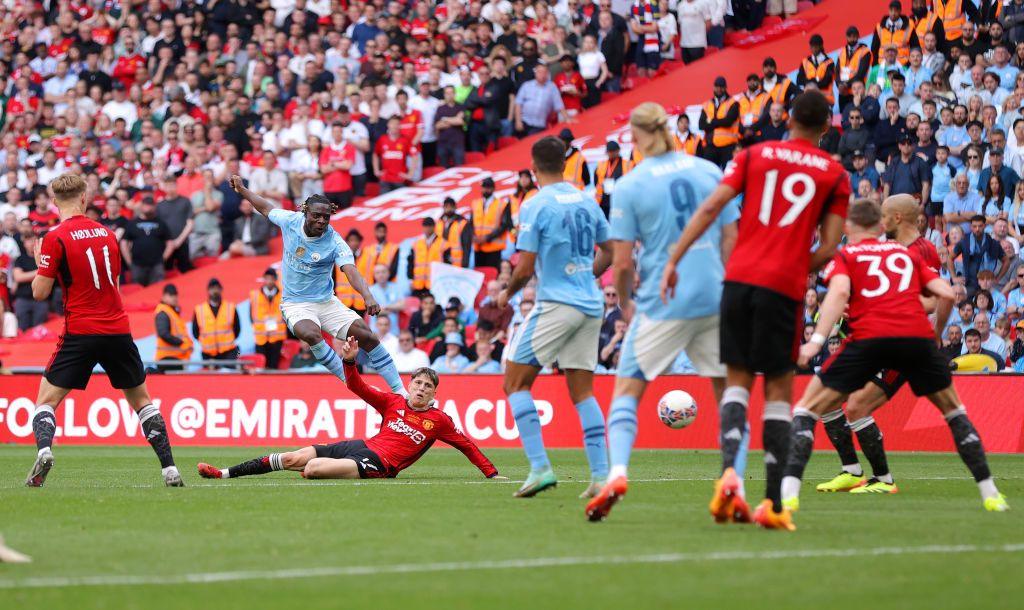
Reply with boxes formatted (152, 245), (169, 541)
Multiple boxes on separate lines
(0, 447), (1022, 609)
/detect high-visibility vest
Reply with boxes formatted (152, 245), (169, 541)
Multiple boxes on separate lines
(509, 188), (537, 240)
(373, 242), (398, 275)
(766, 77), (796, 113)
(674, 133), (700, 155)
(563, 149), (586, 189)
(154, 303), (193, 361)
(594, 157), (624, 203)
(911, 12), (940, 44)
(629, 147), (645, 170)
(801, 56), (836, 104)
(471, 196), (508, 253)
(436, 216), (468, 267)
(702, 98), (739, 148)
(411, 235), (443, 290)
(250, 287), (286, 346)
(195, 301), (237, 356)
(933, 0), (964, 41)
(737, 91), (770, 128)
(335, 248), (376, 309)
(876, 22), (912, 64)
(837, 43), (871, 84)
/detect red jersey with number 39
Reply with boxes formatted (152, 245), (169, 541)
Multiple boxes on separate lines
(36, 215), (130, 335)
(721, 139), (851, 301)
(824, 238), (938, 340)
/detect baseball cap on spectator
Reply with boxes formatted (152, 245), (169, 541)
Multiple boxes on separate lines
(28, 134), (41, 144)
(898, 134), (914, 144)
(852, 149), (865, 158)
(163, 284), (178, 296)
(445, 297), (462, 311)
(444, 332), (464, 347)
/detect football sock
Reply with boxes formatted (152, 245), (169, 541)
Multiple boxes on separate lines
(31, 405), (56, 452)
(138, 404), (176, 469)
(782, 408), (818, 501)
(310, 340), (346, 382)
(763, 401), (793, 513)
(734, 422), (750, 497)
(607, 394), (639, 479)
(508, 391), (551, 472)
(719, 386), (750, 471)
(945, 407), (997, 498)
(821, 408), (862, 475)
(367, 343), (404, 393)
(850, 416), (891, 483)
(574, 397), (609, 481)
(225, 453), (284, 479)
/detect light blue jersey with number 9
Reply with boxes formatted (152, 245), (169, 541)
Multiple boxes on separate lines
(516, 182), (609, 317)
(609, 152), (739, 320)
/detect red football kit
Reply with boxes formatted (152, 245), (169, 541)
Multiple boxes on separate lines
(823, 238), (938, 341)
(721, 139), (852, 301)
(343, 362), (498, 478)
(374, 135), (411, 183)
(398, 110), (423, 145)
(37, 215), (131, 336)
(907, 235), (941, 275)
(320, 143), (356, 192)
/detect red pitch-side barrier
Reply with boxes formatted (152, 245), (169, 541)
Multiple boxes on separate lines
(2, 374), (1022, 452)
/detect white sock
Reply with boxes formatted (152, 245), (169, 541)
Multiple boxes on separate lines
(220, 469), (230, 479)
(978, 477), (999, 500)
(876, 473), (894, 484)
(736, 478), (746, 499)
(38, 447), (52, 457)
(842, 463), (864, 476)
(161, 466), (179, 476)
(608, 464), (628, 480)
(781, 475), (801, 501)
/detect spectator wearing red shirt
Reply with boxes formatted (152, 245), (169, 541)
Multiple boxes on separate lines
(112, 37), (147, 89)
(553, 55), (587, 117)
(373, 117), (411, 194)
(321, 122), (357, 209)
(395, 90), (424, 182)
(28, 196), (60, 235)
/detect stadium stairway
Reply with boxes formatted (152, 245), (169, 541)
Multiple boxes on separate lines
(2, 0), (889, 367)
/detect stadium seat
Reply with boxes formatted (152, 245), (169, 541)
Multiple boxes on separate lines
(474, 266), (499, 307)
(465, 151), (485, 164)
(279, 339), (302, 369)
(498, 136), (518, 149)
(239, 353), (266, 371)
(421, 338), (437, 354)
(422, 166), (445, 179)
(365, 182), (380, 197)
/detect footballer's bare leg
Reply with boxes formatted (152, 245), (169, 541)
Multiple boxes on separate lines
(302, 457), (361, 479)
(346, 318), (405, 393)
(198, 447), (317, 479)
(123, 383), (183, 486)
(25, 379), (71, 487)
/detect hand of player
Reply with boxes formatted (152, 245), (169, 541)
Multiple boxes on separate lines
(33, 234), (43, 265)
(660, 268), (677, 304)
(228, 174), (244, 194)
(495, 289), (509, 310)
(620, 299), (635, 323)
(797, 342), (819, 368)
(365, 300), (381, 317)
(339, 336), (360, 361)
(488, 474), (509, 480)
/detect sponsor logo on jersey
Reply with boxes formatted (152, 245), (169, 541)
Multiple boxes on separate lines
(311, 252), (321, 262)
(295, 246), (307, 258)
(387, 418), (427, 444)
(38, 254), (51, 268)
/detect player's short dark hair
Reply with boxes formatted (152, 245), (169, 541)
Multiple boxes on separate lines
(847, 198), (881, 229)
(411, 367), (439, 388)
(302, 193), (336, 215)
(531, 136), (566, 175)
(970, 214), (986, 224)
(964, 328), (982, 339)
(789, 91), (831, 131)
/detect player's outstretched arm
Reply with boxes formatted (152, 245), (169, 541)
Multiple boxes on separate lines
(660, 183), (737, 303)
(808, 212), (846, 272)
(228, 175), (275, 217)
(341, 264), (380, 316)
(338, 337), (390, 413)
(798, 275), (851, 368)
(438, 419), (504, 479)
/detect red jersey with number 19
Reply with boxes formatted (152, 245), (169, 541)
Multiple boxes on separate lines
(823, 238), (938, 341)
(721, 139), (851, 301)
(36, 215), (130, 335)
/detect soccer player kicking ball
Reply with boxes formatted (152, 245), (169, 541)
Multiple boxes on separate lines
(585, 103), (747, 522)
(659, 91), (851, 531)
(229, 176), (404, 394)
(498, 136), (614, 499)
(198, 337), (506, 481)
(809, 195), (944, 498)
(782, 199), (1009, 513)
(26, 174), (182, 487)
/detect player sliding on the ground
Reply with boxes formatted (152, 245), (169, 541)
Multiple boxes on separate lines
(807, 195), (943, 498)
(585, 103), (748, 522)
(25, 174), (182, 487)
(228, 175), (404, 394)
(498, 136), (613, 499)
(198, 337), (506, 480)
(658, 91), (850, 531)
(782, 199), (1009, 513)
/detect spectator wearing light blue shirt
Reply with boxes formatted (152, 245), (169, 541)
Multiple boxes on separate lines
(368, 263), (408, 332)
(901, 48), (932, 94)
(938, 115), (969, 170)
(514, 65), (568, 135)
(986, 46), (1019, 92)
(431, 333), (470, 373)
(944, 172), (985, 234)
(931, 146), (955, 218)
(848, 150), (880, 191)
(462, 339), (502, 374)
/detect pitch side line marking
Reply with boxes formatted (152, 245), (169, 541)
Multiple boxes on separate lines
(1, 544), (1022, 589)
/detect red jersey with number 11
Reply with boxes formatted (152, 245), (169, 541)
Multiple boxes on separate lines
(823, 238), (938, 341)
(721, 139), (851, 301)
(36, 215), (130, 336)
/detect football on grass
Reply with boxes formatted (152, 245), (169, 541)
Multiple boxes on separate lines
(657, 390), (697, 429)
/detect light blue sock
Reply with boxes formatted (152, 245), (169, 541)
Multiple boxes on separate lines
(575, 397), (608, 480)
(735, 422), (751, 481)
(309, 341), (346, 382)
(607, 395), (639, 470)
(367, 344), (405, 393)
(508, 391), (550, 472)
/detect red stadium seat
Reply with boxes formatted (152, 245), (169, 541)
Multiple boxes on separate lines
(421, 338), (437, 354)
(279, 339), (302, 369)
(498, 136), (519, 149)
(465, 151), (485, 164)
(239, 353), (266, 370)
(365, 182), (380, 197)
(474, 266), (499, 307)
(422, 166), (445, 179)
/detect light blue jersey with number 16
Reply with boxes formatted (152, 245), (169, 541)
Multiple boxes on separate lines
(516, 182), (609, 317)
(609, 152), (740, 320)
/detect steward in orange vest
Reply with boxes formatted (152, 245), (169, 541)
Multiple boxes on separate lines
(371, 221), (400, 280)
(559, 128), (591, 190)
(594, 140), (626, 217)
(797, 34), (836, 105)
(699, 76), (740, 168)
(250, 268), (287, 369)
(154, 284), (192, 370)
(508, 169), (538, 241)
(437, 197), (472, 267)
(191, 277), (239, 362)
(469, 176), (512, 270)
(837, 26), (872, 110)
(737, 74), (770, 145)
(932, 0), (971, 42)
(335, 229), (376, 315)
(908, 0), (947, 52)
(762, 57), (797, 112)
(673, 115), (703, 156)
(406, 217), (444, 296)
(871, 4), (913, 66)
